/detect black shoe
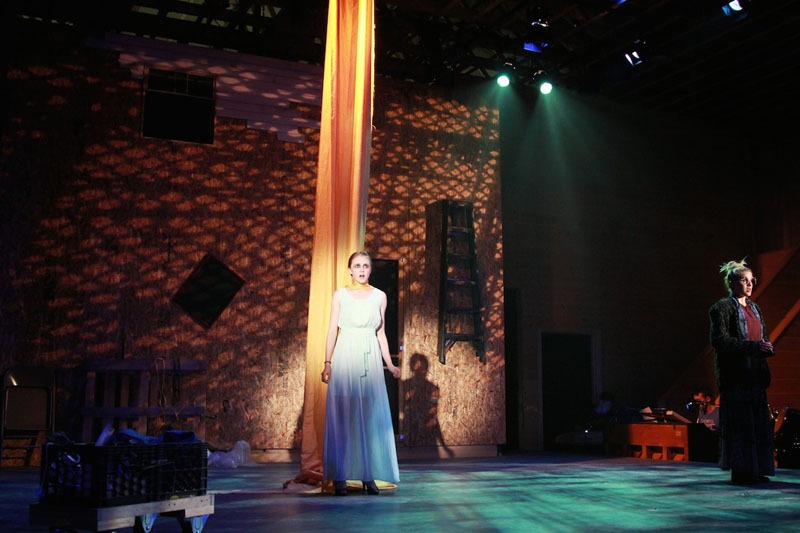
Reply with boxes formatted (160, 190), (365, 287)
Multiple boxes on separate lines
(362, 480), (380, 495)
(334, 481), (348, 496)
(731, 472), (757, 485)
(757, 475), (771, 483)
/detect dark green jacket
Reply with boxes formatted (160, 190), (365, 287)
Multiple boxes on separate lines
(709, 296), (772, 391)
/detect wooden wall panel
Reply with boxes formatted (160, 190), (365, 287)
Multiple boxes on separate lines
(2, 22), (505, 452)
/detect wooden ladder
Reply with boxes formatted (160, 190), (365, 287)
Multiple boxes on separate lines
(437, 200), (484, 364)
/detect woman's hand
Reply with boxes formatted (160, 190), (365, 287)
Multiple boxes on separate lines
(321, 362), (331, 383)
(759, 340), (775, 354)
(387, 364), (401, 379)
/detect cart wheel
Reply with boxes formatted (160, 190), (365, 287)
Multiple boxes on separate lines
(179, 514), (209, 533)
(133, 513), (158, 533)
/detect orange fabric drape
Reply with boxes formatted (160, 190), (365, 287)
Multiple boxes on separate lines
(295, 0), (375, 484)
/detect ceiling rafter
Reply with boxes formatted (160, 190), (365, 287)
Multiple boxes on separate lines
(5, 0), (799, 131)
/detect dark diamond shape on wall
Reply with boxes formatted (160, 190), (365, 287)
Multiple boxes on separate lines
(172, 254), (245, 329)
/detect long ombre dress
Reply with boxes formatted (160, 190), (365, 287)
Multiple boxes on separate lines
(323, 287), (399, 483)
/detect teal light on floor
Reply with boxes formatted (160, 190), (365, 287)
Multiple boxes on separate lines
(5, 453), (800, 532)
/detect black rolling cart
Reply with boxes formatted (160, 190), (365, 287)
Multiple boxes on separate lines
(29, 442), (214, 532)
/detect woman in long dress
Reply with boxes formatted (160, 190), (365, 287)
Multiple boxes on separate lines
(320, 251), (401, 495)
(709, 258), (775, 484)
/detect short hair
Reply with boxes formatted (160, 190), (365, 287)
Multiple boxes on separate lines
(719, 258), (750, 296)
(696, 388), (714, 400)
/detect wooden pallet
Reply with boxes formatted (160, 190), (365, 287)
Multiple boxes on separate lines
(29, 494), (214, 533)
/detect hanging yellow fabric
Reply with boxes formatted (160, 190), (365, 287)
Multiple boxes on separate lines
(295, 0), (374, 485)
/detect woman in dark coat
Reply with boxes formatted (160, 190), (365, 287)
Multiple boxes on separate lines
(709, 258), (776, 484)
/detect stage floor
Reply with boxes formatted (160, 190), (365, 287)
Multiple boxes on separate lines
(4, 452), (800, 532)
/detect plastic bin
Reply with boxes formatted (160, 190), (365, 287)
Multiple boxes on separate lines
(39, 442), (208, 507)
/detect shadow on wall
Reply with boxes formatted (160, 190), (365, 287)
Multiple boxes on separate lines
(403, 353), (453, 455)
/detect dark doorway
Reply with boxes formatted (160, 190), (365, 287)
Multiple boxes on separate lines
(541, 333), (593, 450)
(369, 259), (399, 354)
(371, 258), (400, 435)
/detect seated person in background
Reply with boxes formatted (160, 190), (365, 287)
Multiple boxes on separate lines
(690, 388), (719, 430)
(554, 392), (618, 448)
(587, 391), (617, 431)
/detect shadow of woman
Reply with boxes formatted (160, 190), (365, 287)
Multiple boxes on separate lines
(403, 353), (454, 456)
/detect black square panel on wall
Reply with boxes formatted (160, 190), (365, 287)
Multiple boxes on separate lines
(172, 254), (245, 329)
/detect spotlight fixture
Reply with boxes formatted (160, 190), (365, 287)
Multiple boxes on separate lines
(722, 0), (750, 19)
(625, 50), (642, 66)
(529, 70), (551, 95)
(496, 63), (515, 88)
(523, 41), (548, 54)
(624, 40), (646, 67)
(522, 15), (550, 53)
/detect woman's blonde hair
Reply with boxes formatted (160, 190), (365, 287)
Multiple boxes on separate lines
(719, 258), (751, 295)
(348, 250), (371, 268)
